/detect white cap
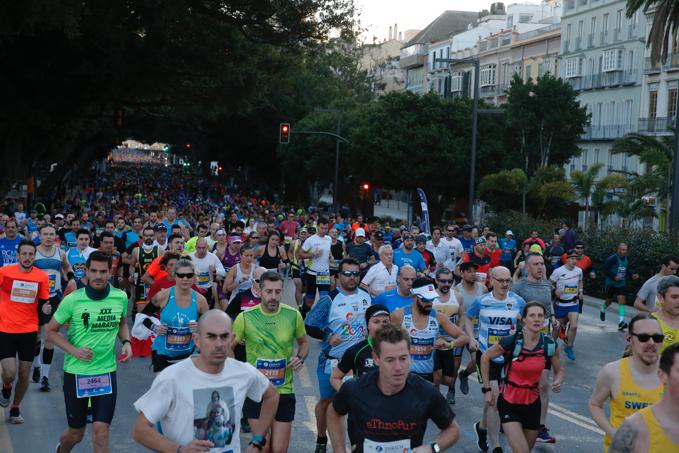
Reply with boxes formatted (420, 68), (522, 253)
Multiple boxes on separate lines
(355, 228), (366, 237)
(506, 230), (514, 236)
(410, 283), (438, 301)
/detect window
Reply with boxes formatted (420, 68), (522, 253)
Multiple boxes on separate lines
(538, 61), (546, 77)
(564, 57), (583, 78)
(608, 152), (614, 171)
(582, 150), (589, 171)
(500, 62), (510, 85)
(480, 64), (497, 86)
(407, 67), (424, 87)
(507, 15), (514, 28)
(577, 20), (584, 45)
(479, 41), (488, 51)
(490, 38), (498, 49)
(590, 17), (597, 37)
(602, 49), (624, 71)
(668, 89), (678, 118)
(451, 72), (464, 92)
(603, 14), (609, 33)
(648, 91), (658, 119)
(566, 23), (572, 42)
(594, 149), (600, 164)
(519, 14), (532, 23)
(525, 64), (532, 80)
(431, 52), (436, 70)
(438, 49), (444, 68)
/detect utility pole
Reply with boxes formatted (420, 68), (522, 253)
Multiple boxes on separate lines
(671, 94), (679, 234)
(314, 108), (343, 213)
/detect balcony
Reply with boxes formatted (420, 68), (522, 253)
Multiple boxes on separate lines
(587, 34), (594, 48)
(638, 117), (675, 134)
(574, 70), (638, 90)
(645, 57), (662, 74)
(666, 54), (679, 71)
(575, 37), (582, 50)
(581, 124), (637, 140)
(627, 25), (636, 40)
(563, 40), (570, 53)
(480, 85), (498, 97)
(613, 28), (621, 42)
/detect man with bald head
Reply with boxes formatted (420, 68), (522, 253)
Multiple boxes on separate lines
(190, 237), (226, 309)
(373, 264), (417, 313)
(133, 309), (279, 452)
(465, 266), (527, 453)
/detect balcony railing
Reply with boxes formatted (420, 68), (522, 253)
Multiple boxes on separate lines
(563, 40), (570, 53)
(575, 37), (582, 50)
(627, 24), (636, 40)
(645, 57), (662, 73)
(571, 70), (638, 90)
(587, 34), (594, 48)
(480, 85), (498, 97)
(581, 124), (637, 140)
(600, 30), (608, 46)
(638, 117), (675, 134)
(613, 28), (621, 42)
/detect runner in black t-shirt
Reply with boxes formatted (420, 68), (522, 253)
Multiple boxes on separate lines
(327, 323), (460, 453)
(330, 304), (390, 391)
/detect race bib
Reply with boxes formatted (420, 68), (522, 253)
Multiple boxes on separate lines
(284, 236), (292, 245)
(488, 335), (503, 345)
(256, 358), (287, 386)
(363, 438), (410, 453)
(197, 272), (210, 284)
(564, 286), (578, 294)
(165, 326), (192, 352)
(76, 373), (112, 398)
(316, 271), (330, 286)
(410, 337), (434, 360)
(323, 358), (338, 375)
(48, 274), (57, 291)
(329, 259), (340, 271)
(10, 280), (38, 303)
(143, 283), (151, 299)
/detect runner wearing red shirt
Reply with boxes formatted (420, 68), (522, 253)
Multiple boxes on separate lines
(485, 232), (502, 269)
(0, 239), (51, 424)
(460, 237), (492, 286)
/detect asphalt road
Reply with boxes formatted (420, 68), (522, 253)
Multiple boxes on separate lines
(0, 284), (634, 452)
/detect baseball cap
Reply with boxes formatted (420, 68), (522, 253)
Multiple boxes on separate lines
(475, 237), (486, 245)
(411, 278), (438, 301)
(355, 228), (366, 238)
(566, 248), (578, 258)
(462, 224), (473, 232)
(216, 229), (226, 235)
(154, 224), (167, 231)
(229, 234), (242, 243)
(55, 213), (64, 220)
(373, 231), (384, 240)
(402, 232), (414, 240)
(529, 244), (543, 254)
(506, 230), (514, 236)
(365, 304), (390, 322)
(415, 234), (427, 244)
(459, 261), (479, 272)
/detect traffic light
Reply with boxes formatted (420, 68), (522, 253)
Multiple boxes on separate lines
(279, 123), (290, 144)
(114, 108), (124, 128)
(359, 183), (370, 200)
(185, 143), (192, 150)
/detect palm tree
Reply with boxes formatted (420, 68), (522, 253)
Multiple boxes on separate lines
(612, 132), (673, 229)
(626, 0), (679, 64)
(570, 163), (604, 230)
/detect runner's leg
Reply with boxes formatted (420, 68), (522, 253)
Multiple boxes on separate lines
(502, 422), (530, 453)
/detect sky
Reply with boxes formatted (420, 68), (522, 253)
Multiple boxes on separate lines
(353, 0), (525, 42)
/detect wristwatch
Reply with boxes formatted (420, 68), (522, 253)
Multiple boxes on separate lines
(482, 387), (492, 393)
(430, 441), (441, 453)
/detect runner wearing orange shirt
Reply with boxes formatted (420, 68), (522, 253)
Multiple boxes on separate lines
(0, 239), (51, 424)
(141, 234), (186, 287)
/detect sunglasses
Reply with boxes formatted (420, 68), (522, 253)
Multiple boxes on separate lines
(574, 246), (584, 249)
(630, 333), (664, 343)
(492, 278), (512, 285)
(176, 272), (195, 279)
(438, 279), (453, 284)
(340, 271), (361, 277)
(251, 236), (260, 239)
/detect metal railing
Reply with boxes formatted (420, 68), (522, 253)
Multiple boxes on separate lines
(638, 117), (675, 133)
(575, 37), (582, 50)
(613, 28), (621, 42)
(571, 70), (638, 90)
(587, 34), (594, 48)
(581, 124), (637, 140)
(600, 30), (608, 46)
(645, 57), (661, 73)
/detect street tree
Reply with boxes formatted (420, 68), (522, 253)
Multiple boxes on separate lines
(570, 163), (605, 230)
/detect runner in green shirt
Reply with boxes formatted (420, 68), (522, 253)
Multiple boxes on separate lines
(46, 251), (132, 453)
(232, 270), (308, 453)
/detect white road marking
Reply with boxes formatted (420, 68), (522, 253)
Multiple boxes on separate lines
(549, 406), (605, 435)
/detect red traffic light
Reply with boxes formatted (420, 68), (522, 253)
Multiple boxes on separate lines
(362, 183), (370, 190)
(185, 143), (192, 149)
(279, 123), (291, 144)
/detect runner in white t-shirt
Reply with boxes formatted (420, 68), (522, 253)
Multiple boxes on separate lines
(550, 250), (583, 361)
(440, 224), (464, 275)
(360, 245), (398, 297)
(132, 310), (279, 453)
(297, 218), (332, 318)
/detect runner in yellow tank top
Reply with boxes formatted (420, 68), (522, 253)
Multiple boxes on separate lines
(654, 275), (679, 352)
(588, 314), (664, 451)
(608, 343), (679, 453)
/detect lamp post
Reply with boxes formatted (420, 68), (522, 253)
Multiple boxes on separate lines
(314, 108), (343, 214)
(434, 56), (480, 223)
(670, 95), (679, 234)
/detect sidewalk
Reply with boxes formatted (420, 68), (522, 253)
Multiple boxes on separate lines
(582, 294), (641, 319)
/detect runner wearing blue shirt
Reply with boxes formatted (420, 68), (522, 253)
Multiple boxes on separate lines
(392, 233), (425, 274)
(459, 225), (475, 255)
(66, 229), (97, 286)
(373, 265), (416, 312)
(304, 258), (371, 453)
(499, 230), (517, 273)
(464, 266), (526, 453)
(0, 219), (21, 266)
(600, 242), (639, 331)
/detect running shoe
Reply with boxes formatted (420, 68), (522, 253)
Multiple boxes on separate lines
(458, 370), (470, 395)
(0, 385), (10, 407)
(599, 310), (606, 322)
(446, 388), (455, 405)
(314, 444), (327, 453)
(564, 345), (575, 361)
(8, 406), (24, 424)
(32, 366), (40, 383)
(618, 321), (628, 332)
(558, 325), (567, 341)
(536, 426), (556, 443)
(40, 376), (50, 392)
(474, 421), (489, 452)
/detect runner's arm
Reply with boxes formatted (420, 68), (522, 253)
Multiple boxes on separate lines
(608, 413), (647, 453)
(118, 314), (132, 360)
(480, 344), (504, 388)
(437, 312), (468, 348)
(248, 384), (280, 443)
(327, 403), (348, 453)
(427, 420), (460, 452)
(61, 252), (75, 280)
(389, 308), (404, 327)
(45, 317), (81, 357)
(588, 363), (617, 437)
(550, 346), (564, 392)
(133, 412), (214, 452)
(223, 266), (238, 292)
(196, 293), (209, 314)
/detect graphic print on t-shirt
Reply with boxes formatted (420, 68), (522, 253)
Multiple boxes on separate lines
(193, 387), (236, 452)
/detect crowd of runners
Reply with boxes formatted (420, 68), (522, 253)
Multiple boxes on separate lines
(0, 159), (677, 452)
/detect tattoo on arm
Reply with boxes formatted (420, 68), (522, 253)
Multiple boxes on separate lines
(609, 420), (638, 453)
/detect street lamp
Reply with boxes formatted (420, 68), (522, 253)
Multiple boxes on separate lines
(434, 56), (480, 223)
(314, 108), (343, 213)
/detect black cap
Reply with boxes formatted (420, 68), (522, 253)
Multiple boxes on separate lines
(373, 231), (384, 240)
(415, 234), (427, 244)
(154, 224), (167, 231)
(462, 224), (473, 231)
(459, 261), (479, 272)
(365, 304), (390, 322)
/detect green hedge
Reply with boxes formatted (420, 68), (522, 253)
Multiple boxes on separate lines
(487, 211), (679, 302)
